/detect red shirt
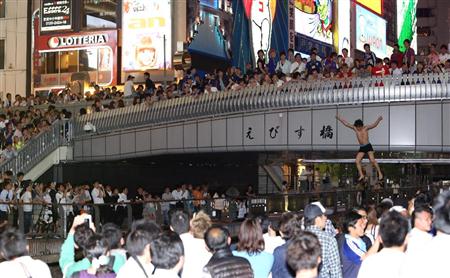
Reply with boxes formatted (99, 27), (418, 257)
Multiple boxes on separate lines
(371, 65), (390, 76)
(391, 52), (404, 66)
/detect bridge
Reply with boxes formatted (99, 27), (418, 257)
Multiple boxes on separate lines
(2, 73), (448, 181)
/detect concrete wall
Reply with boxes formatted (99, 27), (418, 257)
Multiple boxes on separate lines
(0, 0), (28, 98)
(73, 100), (450, 162)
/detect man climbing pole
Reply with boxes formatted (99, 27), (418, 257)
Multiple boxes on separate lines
(336, 115), (384, 183)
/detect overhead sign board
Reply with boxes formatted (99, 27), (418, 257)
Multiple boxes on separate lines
(40, 0), (72, 32)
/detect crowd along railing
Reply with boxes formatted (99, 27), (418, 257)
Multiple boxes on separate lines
(1, 185), (433, 240)
(0, 119), (72, 174)
(74, 73), (450, 136)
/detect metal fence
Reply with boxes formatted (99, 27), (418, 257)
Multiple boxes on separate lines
(0, 119), (72, 174)
(74, 73), (450, 136)
(0, 185), (432, 239)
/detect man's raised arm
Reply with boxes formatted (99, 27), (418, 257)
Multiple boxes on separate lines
(336, 115), (355, 130)
(367, 116), (383, 130)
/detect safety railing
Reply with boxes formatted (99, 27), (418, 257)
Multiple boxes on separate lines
(0, 98), (133, 117)
(0, 119), (73, 174)
(74, 73), (450, 136)
(1, 185), (432, 240)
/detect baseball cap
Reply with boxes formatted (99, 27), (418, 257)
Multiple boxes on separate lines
(304, 201), (333, 220)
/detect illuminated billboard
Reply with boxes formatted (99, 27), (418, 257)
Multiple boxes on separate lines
(122, 0), (172, 71)
(243, 0), (277, 61)
(356, 5), (386, 58)
(356, 0), (383, 15)
(397, 0), (418, 52)
(295, 0), (333, 45)
(338, 0), (350, 53)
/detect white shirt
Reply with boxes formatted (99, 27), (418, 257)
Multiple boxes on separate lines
(263, 233), (285, 254)
(439, 52), (450, 64)
(91, 188), (104, 204)
(0, 189), (9, 212)
(276, 60), (292, 75)
(117, 257), (154, 278)
(403, 233), (450, 278)
(391, 68), (403, 77)
(406, 228), (432, 255)
(172, 190), (184, 203)
(20, 191), (33, 212)
(0, 256), (51, 278)
(124, 80), (135, 97)
(343, 56), (354, 68)
(358, 248), (406, 278)
(290, 61), (306, 74)
(153, 268), (180, 278)
(117, 192), (129, 208)
(181, 234), (212, 278)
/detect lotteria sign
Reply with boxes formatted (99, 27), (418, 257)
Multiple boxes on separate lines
(36, 30), (117, 52)
(47, 34), (108, 49)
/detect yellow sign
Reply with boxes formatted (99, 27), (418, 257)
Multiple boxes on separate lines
(356, 0), (382, 15)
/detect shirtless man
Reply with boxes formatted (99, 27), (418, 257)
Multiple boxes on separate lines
(336, 115), (383, 182)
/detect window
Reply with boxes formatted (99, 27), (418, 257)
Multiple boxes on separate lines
(417, 26), (432, 37)
(0, 1), (5, 18)
(40, 52), (59, 74)
(417, 8), (433, 18)
(0, 40), (4, 69)
(60, 51), (78, 73)
(83, 0), (118, 29)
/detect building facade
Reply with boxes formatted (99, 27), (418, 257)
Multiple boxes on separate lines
(0, 0), (30, 97)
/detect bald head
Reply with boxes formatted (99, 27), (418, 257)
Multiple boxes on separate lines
(205, 226), (230, 252)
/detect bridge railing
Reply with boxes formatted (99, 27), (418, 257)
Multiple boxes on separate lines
(74, 73), (450, 136)
(0, 119), (72, 174)
(1, 185), (432, 239)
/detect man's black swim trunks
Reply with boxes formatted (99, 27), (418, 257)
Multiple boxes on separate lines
(358, 143), (374, 153)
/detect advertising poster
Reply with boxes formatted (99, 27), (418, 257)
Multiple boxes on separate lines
(356, 5), (387, 58)
(40, 0), (72, 32)
(356, 0), (382, 15)
(294, 0), (333, 45)
(337, 0), (350, 53)
(122, 0), (172, 71)
(397, 0), (418, 52)
(243, 0), (277, 62)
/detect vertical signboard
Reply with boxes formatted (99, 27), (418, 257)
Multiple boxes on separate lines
(356, 5), (387, 58)
(243, 0), (277, 62)
(40, 0), (72, 32)
(122, 0), (172, 71)
(337, 0), (350, 53)
(397, 0), (418, 52)
(288, 0), (295, 50)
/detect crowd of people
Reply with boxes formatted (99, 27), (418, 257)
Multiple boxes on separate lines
(0, 101), (71, 162)
(0, 183), (448, 278)
(0, 176), (257, 236)
(113, 40), (450, 105)
(6, 41), (449, 116)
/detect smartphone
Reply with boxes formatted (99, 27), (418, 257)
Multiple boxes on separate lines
(83, 214), (92, 228)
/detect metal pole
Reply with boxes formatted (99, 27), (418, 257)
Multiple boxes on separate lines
(163, 34), (167, 89)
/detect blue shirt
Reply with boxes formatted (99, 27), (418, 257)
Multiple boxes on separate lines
(271, 242), (294, 278)
(342, 235), (366, 278)
(233, 250), (273, 278)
